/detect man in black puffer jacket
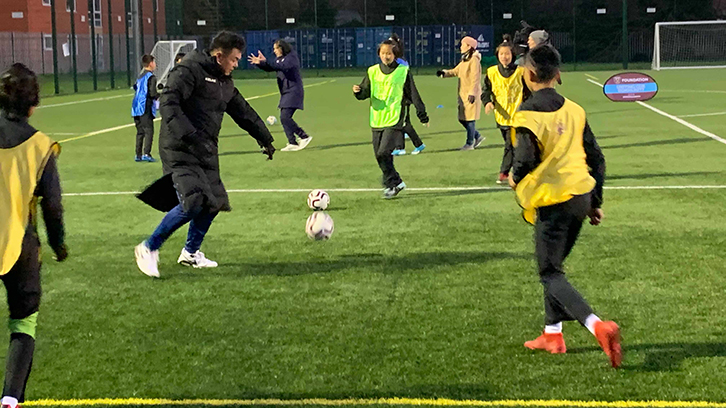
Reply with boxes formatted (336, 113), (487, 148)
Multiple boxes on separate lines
(135, 31), (275, 278)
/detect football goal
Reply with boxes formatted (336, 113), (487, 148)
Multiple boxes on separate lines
(150, 40), (198, 85)
(652, 20), (726, 70)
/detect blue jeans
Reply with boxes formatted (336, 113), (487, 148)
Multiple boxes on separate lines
(146, 204), (218, 253)
(459, 120), (480, 146)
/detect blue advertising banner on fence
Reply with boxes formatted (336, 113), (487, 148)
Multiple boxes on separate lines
(241, 25), (493, 69)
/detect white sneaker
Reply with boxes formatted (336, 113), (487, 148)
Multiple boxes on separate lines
(178, 248), (218, 268)
(135, 242), (160, 278)
(298, 136), (313, 149)
(281, 143), (302, 152)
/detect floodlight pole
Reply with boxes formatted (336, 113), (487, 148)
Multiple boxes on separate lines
(265, 0), (269, 30)
(622, 0), (628, 69)
(364, 0), (367, 27)
(50, 0), (60, 94)
(314, 0), (318, 27)
(414, 0), (417, 26)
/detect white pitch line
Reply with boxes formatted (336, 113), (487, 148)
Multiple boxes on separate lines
(38, 93), (133, 109)
(584, 73), (599, 80)
(61, 185), (726, 197)
(56, 79), (337, 144)
(678, 111), (726, 118)
(586, 78), (726, 145)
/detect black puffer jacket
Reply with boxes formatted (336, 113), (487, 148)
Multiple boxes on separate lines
(158, 49), (274, 214)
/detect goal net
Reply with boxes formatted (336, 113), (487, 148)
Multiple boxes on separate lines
(652, 20), (726, 70)
(150, 40), (198, 85)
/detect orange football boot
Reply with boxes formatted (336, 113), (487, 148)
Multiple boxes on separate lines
(524, 332), (567, 354)
(594, 320), (622, 368)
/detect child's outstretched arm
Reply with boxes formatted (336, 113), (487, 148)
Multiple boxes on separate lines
(353, 74), (371, 100)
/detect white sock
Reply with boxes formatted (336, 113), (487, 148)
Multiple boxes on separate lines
(544, 322), (562, 334)
(585, 314), (602, 335)
(2, 396), (18, 408)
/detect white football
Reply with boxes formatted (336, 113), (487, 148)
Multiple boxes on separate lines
(306, 212), (334, 240)
(266, 115), (277, 125)
(307, 189), (330, 211)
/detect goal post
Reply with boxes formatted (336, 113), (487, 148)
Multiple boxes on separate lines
(150, 40), (198, 85)
(652, 20), (726, 70)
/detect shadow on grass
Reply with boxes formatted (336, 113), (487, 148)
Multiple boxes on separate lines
(607, 171), (722, 180)
(173, 251), (530, 278)
(568, 342), (726, 372)
(602, 137), (713, 149)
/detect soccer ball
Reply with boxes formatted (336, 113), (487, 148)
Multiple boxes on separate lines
(266, 115), (277, 125)
(306, 212), (334, 240)
(307, 189), (330, 211)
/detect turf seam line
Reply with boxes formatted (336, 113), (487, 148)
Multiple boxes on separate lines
(678, 111), (726, 118)
(61, 185), (726, 197)
(21, 397), (726, 407)
(586, 79), (726, 146)
(56, 80), (336, 144)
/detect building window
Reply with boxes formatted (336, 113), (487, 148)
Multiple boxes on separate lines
(42, 0), (51, 6)
(93, 0), (102, 27)
(43, 34), (53, 51)
(65, 0), (76, 12)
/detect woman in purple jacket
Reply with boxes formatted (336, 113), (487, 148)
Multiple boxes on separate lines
(249, 40), (312, 151)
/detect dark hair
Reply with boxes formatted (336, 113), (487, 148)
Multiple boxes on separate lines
(0, 63), (40, 118)
(377, 35), (402, 58)
(496, 34), (514, 58)
(174, 52), (185, 63)
(274, 39), (293, 56)
(388, 34), (405, 58)
(141, 54), (155, 67)
(210, 31), (246, 55)
(523, 44), (561, 83)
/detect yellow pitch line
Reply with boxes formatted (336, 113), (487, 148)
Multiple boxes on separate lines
(56, 79), (336, 144)
(22, 398), (726, 407)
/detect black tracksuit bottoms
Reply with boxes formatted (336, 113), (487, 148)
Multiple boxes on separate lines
(372, 128), (403, 188)
(535, 192), (595, 326)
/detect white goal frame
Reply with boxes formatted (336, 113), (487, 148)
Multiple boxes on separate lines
(150, 40), (198, 85)
(652, 20), (726, 70)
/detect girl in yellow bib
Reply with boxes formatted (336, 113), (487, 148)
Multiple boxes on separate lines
(353, 37), (429, 199)
(482, 34), (529, 184)
(0, 64), (67, 408)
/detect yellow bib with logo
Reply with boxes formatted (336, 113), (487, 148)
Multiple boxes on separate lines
(512, 99), (595, 225)
(487, 65), (524, 126)
(0, 132), (59, 275)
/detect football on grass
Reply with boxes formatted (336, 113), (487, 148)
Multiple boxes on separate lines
(266, 115), (277, 125)
(306, 212), (334, 240)
(307, 189), (330, 211)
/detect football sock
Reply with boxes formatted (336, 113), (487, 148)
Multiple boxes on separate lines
(585, 314), (602, 335)
(3, 333), (35, 402)
(544, 322), (563, 334)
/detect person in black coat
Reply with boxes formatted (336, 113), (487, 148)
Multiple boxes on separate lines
(134, 31), (276, 278)
(248, 40), (312, 152)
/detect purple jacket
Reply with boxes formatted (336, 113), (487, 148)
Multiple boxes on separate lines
(257, 51), (304, 110)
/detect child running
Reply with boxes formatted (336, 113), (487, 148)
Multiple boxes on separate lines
(436, 36), (483, 151)
(509, 45), (621, 368)
(482, 34), (529, 184)
(388, 34), (428, 156)
(353, 37), (429, 199)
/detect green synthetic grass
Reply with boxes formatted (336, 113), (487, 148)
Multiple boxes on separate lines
(15, 68), (726, 407)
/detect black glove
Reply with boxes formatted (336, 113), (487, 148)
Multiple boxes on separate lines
(54, 244), (68, 262)
(436, 70), (445, 78)
(468, 95), (476, 104)
(417, 110), (429, 124)
(262, 144), (275, 160)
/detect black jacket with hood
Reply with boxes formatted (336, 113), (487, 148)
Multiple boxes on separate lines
(158, 49), (274, 214)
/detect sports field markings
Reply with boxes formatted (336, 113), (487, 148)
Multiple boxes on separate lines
(584, 74), (600, 81)
(678, 111), (726, 118)
(586, 79), (726, 146)
(21, 397), (726, 407)
(56, 79), (336, 144)
(61, 185), (726, 197)
(38, 93), (133, 109)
